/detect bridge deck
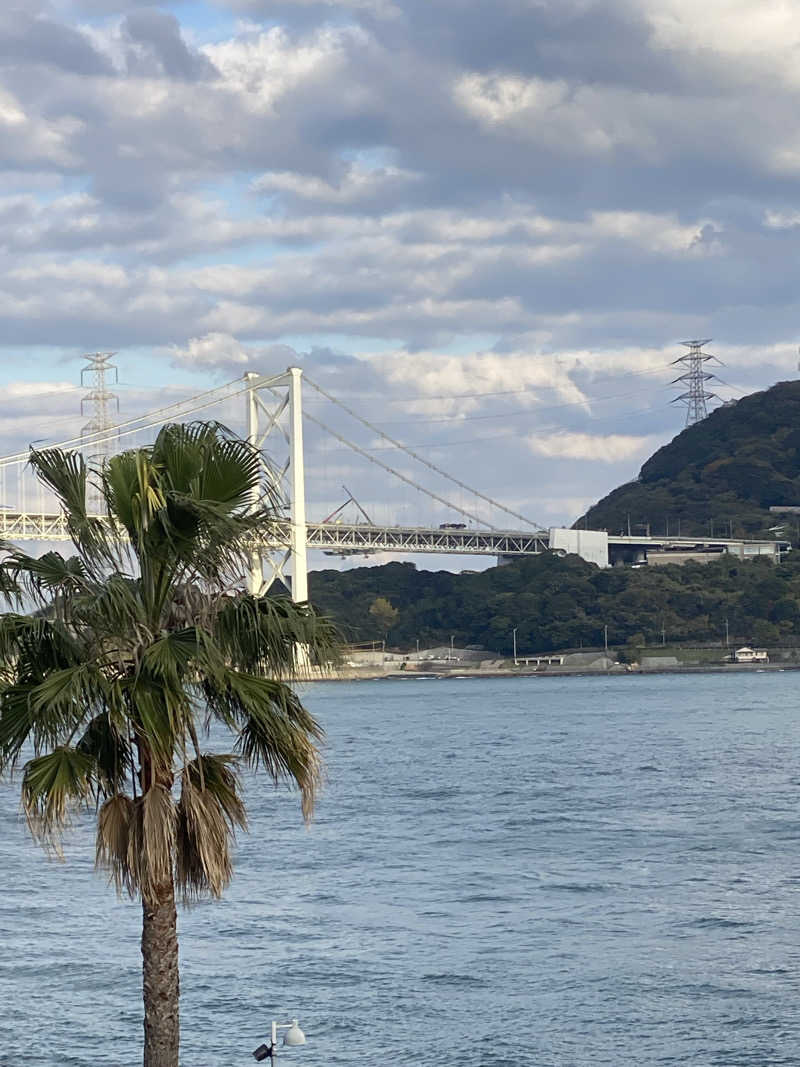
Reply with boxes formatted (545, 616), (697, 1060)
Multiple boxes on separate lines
(0, 512), (550, 556)
(0, 512), (786, 560)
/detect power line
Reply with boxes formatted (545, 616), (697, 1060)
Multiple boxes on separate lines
(311, 402), (661, 455)
(309, 358), (677, 408)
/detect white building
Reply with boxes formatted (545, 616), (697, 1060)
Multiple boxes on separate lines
(734, 647), (769, 663)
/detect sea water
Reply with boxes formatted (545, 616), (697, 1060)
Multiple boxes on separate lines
(2, 673), (800, 1066)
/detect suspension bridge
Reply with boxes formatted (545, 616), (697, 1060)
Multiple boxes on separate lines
(0, 365), (786, 598)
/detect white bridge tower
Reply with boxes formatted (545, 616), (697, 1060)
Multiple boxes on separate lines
(244, 367), (308, 601)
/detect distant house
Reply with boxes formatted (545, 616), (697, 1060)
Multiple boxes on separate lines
(734, 647), (769, 663)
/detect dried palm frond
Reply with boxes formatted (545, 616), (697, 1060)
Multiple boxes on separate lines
(176, 754), (246, 902)
(127, 786), (177, 906)
(96, 793), (136, 895)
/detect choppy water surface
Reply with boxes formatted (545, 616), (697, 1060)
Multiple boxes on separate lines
(3, 673), (800, 1065)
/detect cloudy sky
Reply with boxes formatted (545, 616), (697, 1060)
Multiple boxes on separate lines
(1, 0), (799, 567)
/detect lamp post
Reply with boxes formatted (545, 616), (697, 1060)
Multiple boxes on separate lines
(253, 1019), (306, 1063)
(512, 627), (518, 666)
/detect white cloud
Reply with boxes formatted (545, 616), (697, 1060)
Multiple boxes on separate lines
(251, 163), (420, 204)
(170, 332), (251, 369)
(526, 431), (659, 463)
(204, 25), (353, 112)
(644, 0), (800, 85)
(376, 350), (590, 416)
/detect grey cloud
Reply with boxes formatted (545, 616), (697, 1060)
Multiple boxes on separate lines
(67, 0), (184, 11)
(0, 0), (798, 487)
(0, 9), (113, 75)
(222, 0), (688, 91)
(122, 10), (218, 80)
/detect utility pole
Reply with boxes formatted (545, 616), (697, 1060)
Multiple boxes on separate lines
(81, 352), (118, 511)
(671, 339), (722, 426)
(512, 627), (518, 665)
(724, 617), (729, 648)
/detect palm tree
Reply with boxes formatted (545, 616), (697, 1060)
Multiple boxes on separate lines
(0, 422), (337, 1067)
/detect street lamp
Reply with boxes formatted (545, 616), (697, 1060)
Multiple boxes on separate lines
(253, 1019), (307, 1063)
(512, 627), (518, 665)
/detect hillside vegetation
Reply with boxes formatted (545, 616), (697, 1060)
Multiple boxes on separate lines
(309, 380), (800, 653)
(575, 380), (800, 539)
(309, 552), (800, 653)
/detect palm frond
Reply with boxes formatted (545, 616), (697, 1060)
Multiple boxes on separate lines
(176, 754), (246, 901)
(21, 746), (96, 846)
(96, 793), (136, 895)
(140, 629), (199, 686)
(0, 684), (36, 770)
(4, 550), (89, 603)
(154, 422), (272, 513)
(28, 448), (115, 568)
(77, 713), (132, 796)
(0, 615), (83, 677)
(102, 450), (145, 544)
(71, 574), (145, 639)
(127, 785), (177, 906)
(213, 594), (340, 677)
(127, 679), (189, 772)
(204, 669), (323, 822)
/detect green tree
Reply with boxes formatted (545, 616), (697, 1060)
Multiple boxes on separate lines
(368, 595), (398, 637)
(0, 424), (337, 1067)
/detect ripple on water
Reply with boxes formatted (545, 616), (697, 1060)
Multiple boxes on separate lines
(3, 672), (800, 1065)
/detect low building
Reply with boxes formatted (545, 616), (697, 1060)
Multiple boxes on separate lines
(734, 647), (769, 663)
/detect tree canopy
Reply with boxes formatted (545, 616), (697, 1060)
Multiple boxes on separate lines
(575, 380), (800, 540)
(309, 551), (800, 653)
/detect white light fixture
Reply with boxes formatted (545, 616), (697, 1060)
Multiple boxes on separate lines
(252, 1019), (307, 1062)
(283, 1021), (306, 1046)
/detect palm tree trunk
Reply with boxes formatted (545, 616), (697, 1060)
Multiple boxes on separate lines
(141, 879), (180, 1067)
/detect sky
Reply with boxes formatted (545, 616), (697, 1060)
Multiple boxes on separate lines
(1, 0), (800, 570)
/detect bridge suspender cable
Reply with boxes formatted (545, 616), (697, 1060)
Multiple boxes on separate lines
(302, 408), (494, 529)
(304, 375), (543, 530)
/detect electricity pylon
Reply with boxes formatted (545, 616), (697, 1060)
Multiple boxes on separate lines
(671, 339), (722, 426)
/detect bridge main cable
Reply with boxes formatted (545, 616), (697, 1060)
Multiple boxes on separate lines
(0, 374), (288, 467)
(304, 375), (543, 531)
(302, 408), (495, 529)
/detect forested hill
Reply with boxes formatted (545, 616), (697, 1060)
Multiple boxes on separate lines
(308, 552), (800, 653)
(575, 380), (800, 539)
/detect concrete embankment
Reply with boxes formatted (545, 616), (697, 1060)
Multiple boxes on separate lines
(301, 660), (800, 682)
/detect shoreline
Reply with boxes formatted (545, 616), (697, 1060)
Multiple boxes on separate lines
(299, 661), (800, 682)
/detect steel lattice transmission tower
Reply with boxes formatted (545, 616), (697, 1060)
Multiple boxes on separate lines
(671, 339), (722, 426)
(81, 352), (119, 504)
